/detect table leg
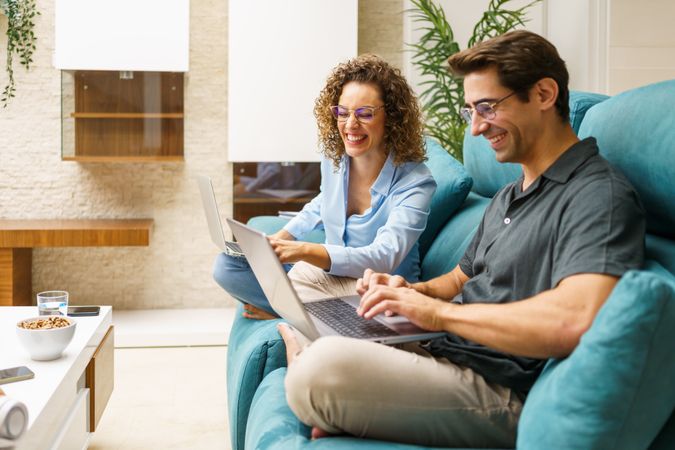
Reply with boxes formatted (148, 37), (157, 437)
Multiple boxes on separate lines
(0, 248), (32, 306)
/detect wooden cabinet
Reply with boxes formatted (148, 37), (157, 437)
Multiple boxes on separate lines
(86, 325), (115, 432)
(62, 70), (184, 162)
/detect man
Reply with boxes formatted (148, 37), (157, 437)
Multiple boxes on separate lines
(277, 30), (646, 448)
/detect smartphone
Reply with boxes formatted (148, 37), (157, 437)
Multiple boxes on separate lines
(67, 305), (101, 317)
(0, 366), (34, 386)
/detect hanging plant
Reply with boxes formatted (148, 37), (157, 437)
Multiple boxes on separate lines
(408, 0), (540, 162)
(1, 0), (40, 107)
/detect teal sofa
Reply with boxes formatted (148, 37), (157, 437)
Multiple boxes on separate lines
(226, 80), (675, 450)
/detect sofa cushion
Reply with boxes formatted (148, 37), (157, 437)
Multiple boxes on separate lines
(464, 91), (608, 198)
(418, 138), (473, 259)
(517, 267), (675, 450)
(646, 234), (675, 275)
(245, 367), (502, 450)
(227, 303), (286, 450)
(246, 216), (326, 243)
(578, 79), (675, 239)
(420, 191), (489, 281)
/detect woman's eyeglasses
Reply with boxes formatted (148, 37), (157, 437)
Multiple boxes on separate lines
(329, 105), (385, 123)
(460, 92), (516, 124)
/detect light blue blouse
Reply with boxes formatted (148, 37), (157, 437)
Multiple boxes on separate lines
(284, 151), (436, 281)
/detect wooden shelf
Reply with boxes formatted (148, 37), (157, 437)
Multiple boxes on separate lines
(71, 112), (184, 119)
(0, 219), (154, 248)
(62, 155), (184, 163)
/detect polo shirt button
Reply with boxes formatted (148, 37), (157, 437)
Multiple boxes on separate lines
(504, 218), (511, 225)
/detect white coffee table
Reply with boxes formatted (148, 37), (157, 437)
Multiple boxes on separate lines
(0, 306), (113, 450)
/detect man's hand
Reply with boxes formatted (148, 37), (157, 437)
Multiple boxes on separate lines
(357, 285), (450, 332)
(356, 269), (411, 295)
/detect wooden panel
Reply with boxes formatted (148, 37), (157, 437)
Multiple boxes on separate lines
(75, 117), (183, 157)
(86, 325), (114, 432)
(0, 219), (153, 248)
(0, 248), (31, 306)
(75, 71), (183, 113)
(62, 155), (184, 163)
(72, 113), (184, 119)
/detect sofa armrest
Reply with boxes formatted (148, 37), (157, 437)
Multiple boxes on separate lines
(227, 303), (286, 450)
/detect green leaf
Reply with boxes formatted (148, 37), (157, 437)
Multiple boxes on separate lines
(406, 0), (541, 161)
(2, 0), (40, 107)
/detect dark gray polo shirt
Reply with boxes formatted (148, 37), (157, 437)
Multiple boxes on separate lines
(425, 137), (646, 394)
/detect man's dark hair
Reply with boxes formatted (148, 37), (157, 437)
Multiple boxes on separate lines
(448, 30), (570, 122)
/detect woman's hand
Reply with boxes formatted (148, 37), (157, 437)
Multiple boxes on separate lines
(268, 239), (331, 270)
(269, 239), (307, 263)
(268, 229), (295, 241)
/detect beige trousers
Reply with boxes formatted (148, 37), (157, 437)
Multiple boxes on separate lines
(285, 262), (523, 448)
(288, 261), (359, 300)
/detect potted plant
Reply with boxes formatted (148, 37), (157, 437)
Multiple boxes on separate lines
(408, 0), (540, 161)
(1, 0), (39, 107)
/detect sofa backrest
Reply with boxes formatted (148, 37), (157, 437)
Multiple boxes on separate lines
(577, 79), (675, 243)
(418, 138), (473, 259)
(463, 91), (609, 198)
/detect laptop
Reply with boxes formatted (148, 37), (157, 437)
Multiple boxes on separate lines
(196, 175), (244, 257)
(226, 218), (446, 344)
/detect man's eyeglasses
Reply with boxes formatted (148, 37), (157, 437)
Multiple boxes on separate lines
(460, 92), (516, 124)
(330, 105), (385, 123)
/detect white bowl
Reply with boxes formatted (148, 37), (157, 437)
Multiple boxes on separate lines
(16, 316), (77, 361)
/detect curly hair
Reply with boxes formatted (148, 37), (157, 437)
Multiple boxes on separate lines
(314, 54), (426, 168)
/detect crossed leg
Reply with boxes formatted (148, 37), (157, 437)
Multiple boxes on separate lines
(279, 333), (523, 448)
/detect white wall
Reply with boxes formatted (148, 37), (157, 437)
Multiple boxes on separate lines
(54, 0), (190, 72)
(228, 0), (357, 162)
(608, 0), (675, 94)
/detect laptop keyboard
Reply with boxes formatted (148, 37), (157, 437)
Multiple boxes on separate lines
(304, 298), (396, 339)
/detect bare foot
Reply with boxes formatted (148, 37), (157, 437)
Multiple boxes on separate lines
(277, 325), (339, 439)
(242, 304), (278, 320)
(311, 427), (334, 439)
(277, 323), (303, 365)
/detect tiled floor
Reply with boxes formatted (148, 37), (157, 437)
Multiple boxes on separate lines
(112, 308), (236, 348)
(89, 346), (230, 450)
(88, 308), (236, 450)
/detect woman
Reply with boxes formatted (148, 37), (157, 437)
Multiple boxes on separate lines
(213, 54), (436, 319)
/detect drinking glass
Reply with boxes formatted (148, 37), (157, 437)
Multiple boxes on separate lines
(37, 291), (69, 316)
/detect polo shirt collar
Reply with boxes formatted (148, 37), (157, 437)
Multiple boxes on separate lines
(542, 137), (598, 184)
(370, 151), (396, 196)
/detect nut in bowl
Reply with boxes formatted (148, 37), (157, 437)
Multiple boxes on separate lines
(16, 316), (77, 361)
